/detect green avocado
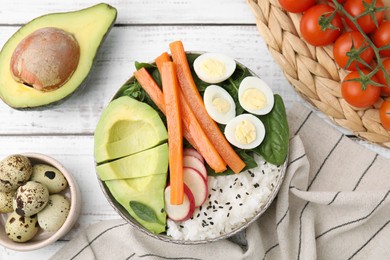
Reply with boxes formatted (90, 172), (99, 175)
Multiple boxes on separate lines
(0, 3), (117, 109)
(94, 96), (168, 164)
(97, 143), (168, 181)
(104, 173), (167, 234)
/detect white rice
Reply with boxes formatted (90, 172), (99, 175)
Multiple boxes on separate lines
(167, 155), (282, 240)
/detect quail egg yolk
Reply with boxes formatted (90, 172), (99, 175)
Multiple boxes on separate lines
(234, 120), (256, 145)
(212, 97), (231, 114)
(241, 88), (267, 110)
(199, 58), (226, 78)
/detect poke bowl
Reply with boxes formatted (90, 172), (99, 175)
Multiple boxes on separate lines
(94, 41), (289, 244)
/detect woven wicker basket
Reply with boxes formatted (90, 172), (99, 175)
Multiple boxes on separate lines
(247, 0), (390, 148)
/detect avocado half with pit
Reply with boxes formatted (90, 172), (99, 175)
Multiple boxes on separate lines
(0, 3), (117, 109)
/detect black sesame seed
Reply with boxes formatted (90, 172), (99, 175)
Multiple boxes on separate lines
(254, 183), (260, 188)
(225, 202), (231, 205)
(212, 188), (217, 192)
(208, 217), (212, 220)
(220, 189), (223, 193)
(235, 178), (238, 182)
(240, 183), (243, 186)
(246, 192), (249, 195)
(239, 203), (243, 206)
(213, 205), (216, 209)
(237, 194), (241, 198)
(197, 213), (200, 218)
(199, 206), (202, 211)
(214, 200), (218, 204)
(227, 213), (230, 217)
(210, 222), (214, 225)
(207, 206), (212, 210)
(179, 225), (184, 228)
(262, 170), (265, 175)
(213, 210), (218, 212)
(219, 206), (223, 209)
(229, 206), (233, 210)
(204, 212), (207, 216)
(230, 185), (232, 189)
(208, 194), (211, 199)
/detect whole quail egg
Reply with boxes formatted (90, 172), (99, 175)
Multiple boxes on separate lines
(5, 211), (39, 242)
(193, 53), (236, 84)
(203, 85), (236, 124)
(0, 190), (15, 213)
(224, 114), (266, 149)
(0, 155), (32, 192)
(13, 181), (49, 217)
(31, 164), (68, 193)
(238, 76), (274, 115)
(38, 194), (70, 232)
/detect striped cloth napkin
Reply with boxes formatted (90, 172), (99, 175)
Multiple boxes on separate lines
(51, 103), (390, 260)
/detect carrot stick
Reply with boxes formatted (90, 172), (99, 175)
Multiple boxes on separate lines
(169, 41), (246, 174)
(161, 61), (183, 205)
(155, 53), (227, 173)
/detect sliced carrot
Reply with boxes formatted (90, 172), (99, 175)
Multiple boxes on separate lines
(161, 61), (183, 205)
(169, 41), (246, 174)
(155, 52), (227, 173)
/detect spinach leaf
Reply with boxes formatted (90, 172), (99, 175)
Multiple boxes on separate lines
(253, 94), (289, 165)
(207, 150), (258, 176)
(135, 61), (156, 71)
(129, 201), (163, 224)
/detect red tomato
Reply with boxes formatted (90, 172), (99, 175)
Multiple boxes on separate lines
(380, 100), (390, 131)
(278, 0), (315, 13)
(341, 70), (381, 108)
(373, 21), (390, 57)
(300, 4), (343, 46)
(376, 58), (390, 95)
(344, 0), (385, 34)
(333, 31), (374, 70)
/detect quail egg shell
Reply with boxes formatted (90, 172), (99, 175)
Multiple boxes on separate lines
(0, 190), (15, 213)
(0, 154), (32, 192)
(38, 194), (70, 232)
(13, 181), (49, 217)
(193, 53), (236, 84)
(5, 211), (39, 242)
(238, 76), (274, 115)
(31, 164), (68, 194)
(203, 85), (236, 124)
(224, 114), (265, 150)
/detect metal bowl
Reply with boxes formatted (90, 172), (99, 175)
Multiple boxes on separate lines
(96, 53), (288, 244)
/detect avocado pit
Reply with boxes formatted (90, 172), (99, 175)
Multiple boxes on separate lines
(10, 27), (80, 91)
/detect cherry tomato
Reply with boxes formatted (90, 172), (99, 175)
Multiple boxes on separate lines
(333, 31), (374, 70)
(380, 100), (390, 131)
(278, 0), (315, 13)
(344, 0), (385, 34)
(341, 69), (381, 108)
(373, 21), (390, 57)
(376, 58), (390, 95)
(300, 4), (342, 46)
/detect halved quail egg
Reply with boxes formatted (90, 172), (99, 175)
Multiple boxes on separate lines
(238, 76), (274, 115)
(224, 114), (265, 150)
(203, 85), (236, 124)
(193, 53), (236, 84)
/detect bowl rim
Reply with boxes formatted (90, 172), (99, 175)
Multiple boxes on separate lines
(95, 52), (289, 244)
(0, 152), (81, 251)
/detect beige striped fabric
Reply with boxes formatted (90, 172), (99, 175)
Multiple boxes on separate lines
(52, 103), (390, 260)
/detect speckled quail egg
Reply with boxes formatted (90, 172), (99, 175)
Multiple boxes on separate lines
(13, 181), (49, 217)
(31, 164), (68, 194)
(5, 211), (39, 242)
(238, 76), (274, 115)
(38, 194), (70, 232)
(193, 53), (236, 84)
(0, 190), (15, 213)
(0, 155), (32, 192)
(224, 114), (266, 150)
(203, 85), (236, 124)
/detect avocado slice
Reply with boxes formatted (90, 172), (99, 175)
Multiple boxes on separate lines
(97, 143), (168, 181)
(104, 173), (167, 234)
(0, 3), (117, 109)
(94, 96), (168, 164)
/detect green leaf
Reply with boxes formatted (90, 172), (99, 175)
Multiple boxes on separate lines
(129, 201), (163, 224)
(135, 61), (156, 71)
(253, 94), (289, 165)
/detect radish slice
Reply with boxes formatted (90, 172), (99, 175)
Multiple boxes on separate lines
(183, 148), (204, 163)
(183, 167), (208, 207)
(165, 184), (195, 221)
(183, 155), (207, 180)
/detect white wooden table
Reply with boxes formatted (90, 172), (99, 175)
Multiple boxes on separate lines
(0, 1), (389, 259)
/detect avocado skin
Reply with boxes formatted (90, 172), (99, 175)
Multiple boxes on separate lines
(0, 3), (117, 110)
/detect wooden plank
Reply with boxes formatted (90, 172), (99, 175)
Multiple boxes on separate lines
(0, 0), (255, 25)
(0, 25), (298, 135)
